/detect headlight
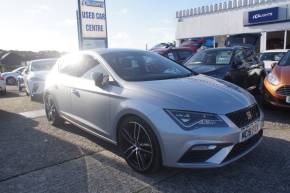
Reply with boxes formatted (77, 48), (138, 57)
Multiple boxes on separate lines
(166, 110), (227, 130)
(267, 72), (279, 86)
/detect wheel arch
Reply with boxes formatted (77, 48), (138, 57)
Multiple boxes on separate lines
(113, 109), (165, 164)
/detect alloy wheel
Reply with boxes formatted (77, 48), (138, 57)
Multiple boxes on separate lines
(120, 121), (154, 172)
(45, 96), (57, 123)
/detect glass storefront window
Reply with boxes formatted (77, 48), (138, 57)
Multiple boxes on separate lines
(286, 30), (290, 49)
(266, 31), (285, 50)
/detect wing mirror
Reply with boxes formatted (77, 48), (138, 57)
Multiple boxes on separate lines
(92, 72), (109, 88)
(271, 62), (278, 69)
(232, 58), (243, 69)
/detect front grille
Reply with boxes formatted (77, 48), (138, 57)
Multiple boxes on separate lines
(277, 85), (290, 96)
(226, 105), (260, 128)
(223, 130), (263, 162)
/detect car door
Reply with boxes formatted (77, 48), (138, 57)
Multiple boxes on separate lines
(70, 55), (113, 139)
(54, 55), (81, 116)
(244, 49), (265, 89)
(228, 49), (249, 89)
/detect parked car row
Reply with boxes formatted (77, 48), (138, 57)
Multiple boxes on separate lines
(0, 48), (288, 174)
(1, 66), (25, 85)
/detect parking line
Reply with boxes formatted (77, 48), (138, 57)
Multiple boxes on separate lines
(19, 109), (46, 119)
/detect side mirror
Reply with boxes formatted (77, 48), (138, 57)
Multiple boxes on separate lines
(271, 62), (277, 69)
(92, 72), (109, 88)
(232, 59), (243, 69)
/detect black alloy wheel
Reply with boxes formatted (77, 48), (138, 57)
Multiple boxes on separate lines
(118, 116), (161, 173)
(44, 94), (63, 126)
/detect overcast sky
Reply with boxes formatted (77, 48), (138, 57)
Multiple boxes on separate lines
(0, 0), (224, 51)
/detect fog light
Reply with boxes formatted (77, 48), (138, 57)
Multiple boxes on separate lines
(191, 145), (217, 151)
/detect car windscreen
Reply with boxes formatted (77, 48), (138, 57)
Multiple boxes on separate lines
(31, 60), (57, 72)
(101, 51), (193, 81)
(184, 49), (233, 69)
(260, 52), (285, 62)
(278, 52), (290, 66)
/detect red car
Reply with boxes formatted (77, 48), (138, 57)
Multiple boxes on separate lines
(152, 47), (194, 64)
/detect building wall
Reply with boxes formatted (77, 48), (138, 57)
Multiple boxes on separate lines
(176, 0), (290, 45)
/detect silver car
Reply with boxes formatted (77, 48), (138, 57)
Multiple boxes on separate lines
(44, 49), (263, 173)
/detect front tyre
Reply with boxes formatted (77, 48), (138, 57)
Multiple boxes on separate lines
(44, 94), (63, 126)
(118, 116), (162, 173)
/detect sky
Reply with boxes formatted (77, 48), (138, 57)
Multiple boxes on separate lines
(0, 0), (224, 52)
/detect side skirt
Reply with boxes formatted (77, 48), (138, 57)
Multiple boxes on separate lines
(60, 112), (117, 146)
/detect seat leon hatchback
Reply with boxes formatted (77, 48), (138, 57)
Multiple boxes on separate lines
(44, 49), (263, 173)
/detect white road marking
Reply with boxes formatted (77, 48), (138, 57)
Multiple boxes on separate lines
(19, 109), (45, 119)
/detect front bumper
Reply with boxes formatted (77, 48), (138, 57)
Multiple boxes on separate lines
(28, 81), (45, 96)
(264, 80), (290, 108)
(148, 108), (263, 169)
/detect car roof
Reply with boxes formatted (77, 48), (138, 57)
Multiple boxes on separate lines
(29, 58), (58, 63)
(151, 47), (193, 52)
(261, 49), (289, 53)
(200, 47), (234, 52)
(88, 48), (145, 55)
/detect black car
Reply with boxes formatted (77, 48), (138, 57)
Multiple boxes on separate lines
(152, 47), (194, 64)
(184, 46), (266, 92)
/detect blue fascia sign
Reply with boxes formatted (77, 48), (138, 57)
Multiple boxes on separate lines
(248, 7), (279, 24)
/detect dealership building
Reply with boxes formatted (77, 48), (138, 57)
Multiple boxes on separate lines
(176, 0), (290, 52)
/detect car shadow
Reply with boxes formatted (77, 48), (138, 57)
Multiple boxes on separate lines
(0, 110), (91, 193)
(0, 90), (20, 98)
(57, 121), (290, 192)
(120, 136), (290, 193)
(255, 94), (290, 125)
(1, 109), (290, 193)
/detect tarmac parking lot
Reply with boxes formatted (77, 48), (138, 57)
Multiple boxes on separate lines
(0, 86), (290, 193)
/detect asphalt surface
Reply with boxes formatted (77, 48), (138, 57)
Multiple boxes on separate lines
(0, 86), (290, 193)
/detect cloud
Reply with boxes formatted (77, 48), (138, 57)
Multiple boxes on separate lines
(63, 19), (77, 27)
(111, 8), (128, 16)
(159, 19), (173, 24)
(24, 5), (50, 16)
(109, 32), (146, 49)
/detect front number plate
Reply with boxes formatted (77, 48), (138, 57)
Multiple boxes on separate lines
(286, 96), (290, 104)
(240, 122), (260, 142)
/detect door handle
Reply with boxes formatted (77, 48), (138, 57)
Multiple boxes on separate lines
(71, 89), (80, 97)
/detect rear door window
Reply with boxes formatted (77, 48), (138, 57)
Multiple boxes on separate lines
(177, 50), (192, 61)
(167, 52), (176, 61)
(59, 54), (100, 77)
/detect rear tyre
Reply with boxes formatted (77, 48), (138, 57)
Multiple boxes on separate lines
(117, 116), (162, 174)
(44, 94), (63, 126)
(0, 89), (6, 95)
